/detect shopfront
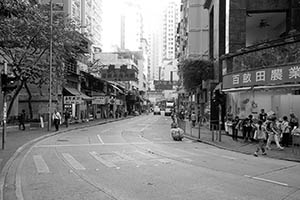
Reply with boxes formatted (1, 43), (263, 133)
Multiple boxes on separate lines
(63, 87), (92, 121)
(223, 63), (300, 119)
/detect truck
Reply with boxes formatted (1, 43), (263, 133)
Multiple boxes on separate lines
(165, 101), (175, 116)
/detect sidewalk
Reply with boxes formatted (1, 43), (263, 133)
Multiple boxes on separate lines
(0, 117), (129, 174)
(183, 122), (300, 163)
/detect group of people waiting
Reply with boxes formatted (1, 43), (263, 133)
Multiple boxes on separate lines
(229, 109), (299, 156)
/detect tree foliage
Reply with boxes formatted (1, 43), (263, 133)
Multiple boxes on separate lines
(180, 59), (213, 91)
(0, 0), (87, 118)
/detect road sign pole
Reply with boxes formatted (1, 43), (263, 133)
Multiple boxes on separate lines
(2, 62), (7, 149)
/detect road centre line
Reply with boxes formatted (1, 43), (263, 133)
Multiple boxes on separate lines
(97, 134), (104, 144)
(62, 153), (86, 170)
(33, 155), (50, 173)
(244, 175), (288, 187)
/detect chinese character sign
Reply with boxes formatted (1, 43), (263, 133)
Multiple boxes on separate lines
(223, 64), (300, 89)
(64, 96), (82, 104)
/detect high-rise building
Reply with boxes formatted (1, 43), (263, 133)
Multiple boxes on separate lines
(57, 0), (103, 47)
(120, 1), (144, 51)
(162, 1), (180, 60)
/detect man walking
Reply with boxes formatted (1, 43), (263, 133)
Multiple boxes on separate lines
(52, 110), (62, 131)
(18, 109), (26, 130)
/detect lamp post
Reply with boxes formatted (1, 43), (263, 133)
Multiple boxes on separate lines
(48, 0), (53, 131)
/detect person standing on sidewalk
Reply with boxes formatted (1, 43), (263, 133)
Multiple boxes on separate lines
(265, 116), (284, 150)
(232, 116), (241, 141)
(18, 109), (26, 130)
(242, 115), (254, 142)
(52, 110), (62, 131)
(281, 116), (290, 147)
(64, 109), (71, 128)
(254, 120), (267, 157)
(191, 112), (196, 127)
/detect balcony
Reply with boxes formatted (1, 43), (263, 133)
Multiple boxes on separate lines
(223, 33), (300, 74)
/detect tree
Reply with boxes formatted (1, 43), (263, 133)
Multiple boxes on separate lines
(0, 0), (87, 119)
(179, 58), (214, 91)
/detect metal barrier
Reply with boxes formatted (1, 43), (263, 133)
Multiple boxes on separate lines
(292, 134), (300, 154)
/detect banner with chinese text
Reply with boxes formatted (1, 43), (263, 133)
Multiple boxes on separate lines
(223, 64), (300, 89)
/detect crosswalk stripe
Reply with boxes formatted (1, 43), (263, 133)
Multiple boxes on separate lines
(134, 150), (157, 159)
(62, 153), (86, 170)
(33, 155), (50, 173)
(114, 151), (145, 166)
(97, 134), (104, 144)
(89, 151), (117, 168)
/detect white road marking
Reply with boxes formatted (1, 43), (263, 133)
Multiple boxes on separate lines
(97, 134), (104, 144)
(114, 151), (145, 166)
(157, 158), (172, 164)
(244, 175), (288, 187)
(62, 153), (86, 170)
(135, 150), (157, 159)
(34, 141), (179, 148)
(33, 155), (50, 173)
(89, 151), (117, 168)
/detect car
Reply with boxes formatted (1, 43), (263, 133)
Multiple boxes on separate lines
(153, 106), (161, 115)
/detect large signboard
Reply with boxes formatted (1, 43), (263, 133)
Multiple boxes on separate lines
(154, 80), (178, 90)
(223, 64), (300, 89)
(64, 96), (82, 104)
(92, 96), (107, 105)
(101, 65), (138, 81)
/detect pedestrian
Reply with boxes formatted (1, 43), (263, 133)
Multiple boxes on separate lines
(18, 109), (26, 130)
(258, 109), (267, 122)
(265, 115), (284, 150)
(232, 116), (241, 141)
(64, 109), (71, 128)
(253, 120), (267, 157)
(52, 109), (62, 131)
(241, 115), (254, 142)
(281, 116), (290, 147)
(191, 111), (196, 127)
(289, 113), (299, 131)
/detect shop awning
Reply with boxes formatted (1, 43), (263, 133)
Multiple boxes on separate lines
(222, 87), (252, 92)
(110, 84), (125, 95)
(64, 87), (93, 100)
(223, 84), (300, 93)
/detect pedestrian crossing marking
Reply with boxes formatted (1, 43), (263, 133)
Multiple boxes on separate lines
(89, 151), (117, 168)
(97, 134), (104, 144)
(113, 151), (145, 166)
(134, 150), (157, 159)
(33, 155), (50, 173)
(62, 153), (86, 170)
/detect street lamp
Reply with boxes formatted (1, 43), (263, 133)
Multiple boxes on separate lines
(48, 0), (53, 131)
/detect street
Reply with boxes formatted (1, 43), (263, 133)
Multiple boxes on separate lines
(3, 115), (300, 200)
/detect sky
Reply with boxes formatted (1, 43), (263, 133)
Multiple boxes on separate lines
(101, 0), (180, 51)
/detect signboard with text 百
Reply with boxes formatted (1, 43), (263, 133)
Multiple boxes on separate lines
(223, 64), (300, 89)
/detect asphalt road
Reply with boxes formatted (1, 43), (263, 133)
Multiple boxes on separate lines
(3, 115), (300, 200)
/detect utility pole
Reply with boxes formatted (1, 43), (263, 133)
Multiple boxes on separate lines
(48, 0), (53, 131)
(1, 62), (7, 149)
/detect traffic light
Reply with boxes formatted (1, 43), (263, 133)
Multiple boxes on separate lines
(212, 89), (226, 105)
(1, 73), (18, 93)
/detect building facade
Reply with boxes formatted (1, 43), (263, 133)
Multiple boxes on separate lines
(205, 0), (300, 120)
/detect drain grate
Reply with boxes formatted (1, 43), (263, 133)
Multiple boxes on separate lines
(57, 139), (69, 142)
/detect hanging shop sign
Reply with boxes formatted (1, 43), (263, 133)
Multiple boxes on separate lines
(223, 64), (300, 89)
(64, 96), (82, 104)
(92, 96), (107, 105)
(154, 80), (178, 90)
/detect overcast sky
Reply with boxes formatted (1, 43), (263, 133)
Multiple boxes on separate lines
(102, 0), (180, 51)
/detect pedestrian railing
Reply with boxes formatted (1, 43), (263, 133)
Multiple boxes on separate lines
(292, 134), (300, 154)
